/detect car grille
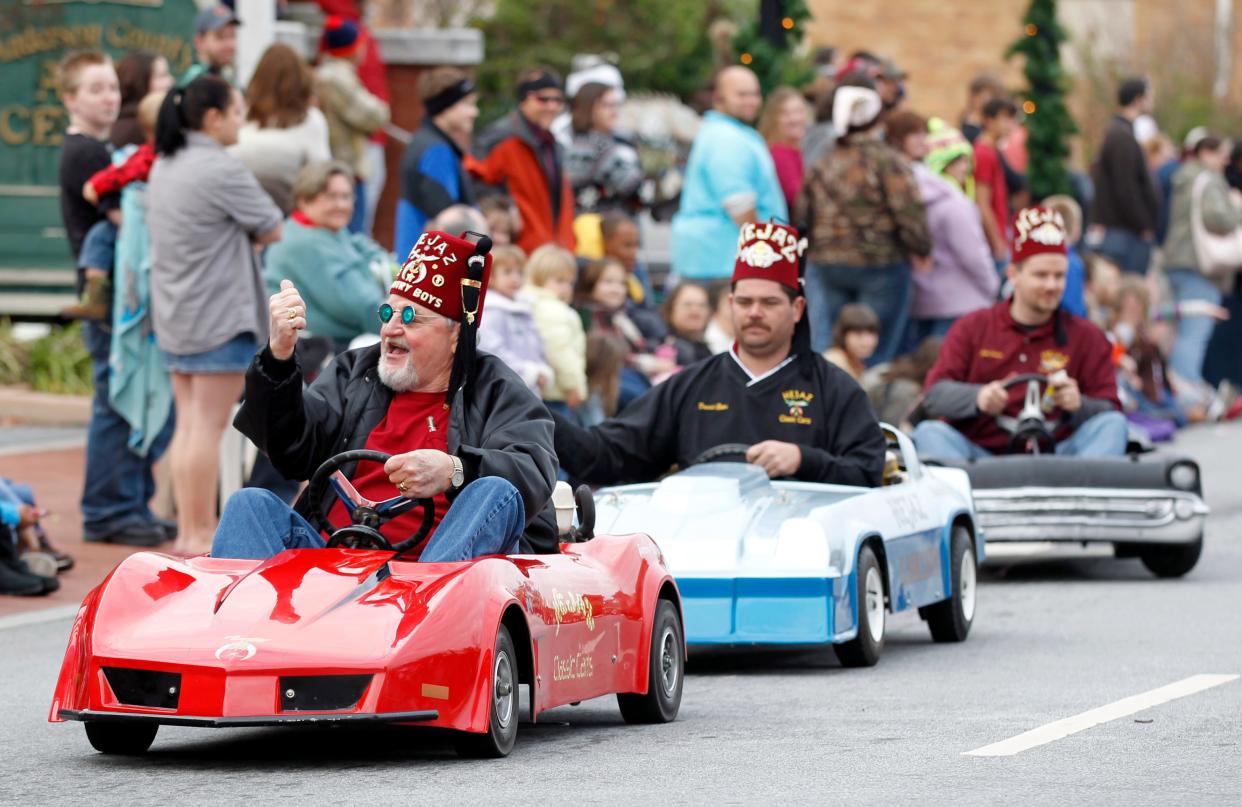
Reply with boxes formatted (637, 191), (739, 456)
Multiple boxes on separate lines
(279, 675), (373, 712)
(102, 666), (181, 709)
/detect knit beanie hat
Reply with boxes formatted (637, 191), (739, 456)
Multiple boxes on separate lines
(924, 118), (972, 176)
(321, 16), (360, 58)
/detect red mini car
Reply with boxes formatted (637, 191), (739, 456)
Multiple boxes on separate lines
(49, 451), (685, 758)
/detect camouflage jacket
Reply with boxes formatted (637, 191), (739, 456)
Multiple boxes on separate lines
(795, 138), (931, 267)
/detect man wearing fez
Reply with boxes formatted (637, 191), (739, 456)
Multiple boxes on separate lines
(210, 231), (559, 561)
(552, 222), (886, 486)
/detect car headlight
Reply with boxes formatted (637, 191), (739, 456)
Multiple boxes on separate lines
(1168, 462), (1199, 492)
(1173, 498), (1196, 520)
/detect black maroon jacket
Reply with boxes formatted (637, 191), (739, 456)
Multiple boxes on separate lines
(235, 345), (560, 553)
(553, 351), (885, 487)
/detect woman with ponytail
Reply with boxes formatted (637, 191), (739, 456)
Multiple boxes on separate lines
(147, 73), (284, 555)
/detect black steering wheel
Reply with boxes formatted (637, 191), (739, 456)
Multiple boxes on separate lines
(996, 373), (1059, 455)
(305, 450), (435, 553)
(689, 443), (752, 466)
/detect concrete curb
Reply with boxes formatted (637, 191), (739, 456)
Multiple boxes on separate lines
(0, 386), (90, 426)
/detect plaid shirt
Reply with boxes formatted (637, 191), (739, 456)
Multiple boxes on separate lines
(796, 137), (931, 267)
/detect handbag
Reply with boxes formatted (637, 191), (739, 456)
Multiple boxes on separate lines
(1189, 170), (1242, 278)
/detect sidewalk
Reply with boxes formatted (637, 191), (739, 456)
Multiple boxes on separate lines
(0, 443), (153, 617)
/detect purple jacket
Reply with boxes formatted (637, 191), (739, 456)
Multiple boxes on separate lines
(910, 163), (999, 319)
(477, 291), (554, 394)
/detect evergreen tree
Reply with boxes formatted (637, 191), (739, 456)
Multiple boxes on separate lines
(1007, 0), (1077, 200)
(733, 0), (814, 93)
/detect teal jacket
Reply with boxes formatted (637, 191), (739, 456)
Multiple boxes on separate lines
(263, 218), (393, 344)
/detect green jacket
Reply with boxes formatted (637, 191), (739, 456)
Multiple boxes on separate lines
(263, 218), (393, 343)
(1164, 160), (1241, 277)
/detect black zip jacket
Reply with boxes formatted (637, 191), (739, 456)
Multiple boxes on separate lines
(554, 352), (885, 486)
(234, 346), (560, 553)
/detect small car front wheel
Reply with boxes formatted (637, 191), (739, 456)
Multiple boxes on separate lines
(618, 599), (684, 724)
(453, 625), (519, 758)
(84, 721), (158, 755)
(920, 526), (977, 642)
(835, 544), (886, 668)
(1139, 535), (1203, 578)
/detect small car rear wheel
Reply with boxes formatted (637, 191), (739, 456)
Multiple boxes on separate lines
(1139, 535), (1204, 578)
(618, 599), (684, 724)
(920, 526), (977, 642)
(453, 625), (519, 758)
(84, 721), (158, 755)
(835, 545), (885, 668)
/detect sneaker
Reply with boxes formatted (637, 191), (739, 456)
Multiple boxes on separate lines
(35, 527), (74, 571)
(152, 517), (178, 541)
(84, 521), (168, 547)
(21, 551), (59, 579)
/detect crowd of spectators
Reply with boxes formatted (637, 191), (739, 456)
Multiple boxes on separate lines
(6, 6), (1242, 595)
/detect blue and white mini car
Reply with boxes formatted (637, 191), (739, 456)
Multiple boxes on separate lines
(590, 426), (983, 667)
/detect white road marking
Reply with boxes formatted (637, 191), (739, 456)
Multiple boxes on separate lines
(0, 604), (80, 631)
(964, 674), (1241, 757)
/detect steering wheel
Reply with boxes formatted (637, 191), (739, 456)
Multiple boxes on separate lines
(305, 450), (435, 553)
(689, 443), (752, 466)
(995, 373), (1059, 455)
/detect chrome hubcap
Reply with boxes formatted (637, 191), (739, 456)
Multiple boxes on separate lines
(494, 650), (514, 729)
(960, 547), (977, 622)
(865, 566), (885, 643)
(658, 625), (680, 696)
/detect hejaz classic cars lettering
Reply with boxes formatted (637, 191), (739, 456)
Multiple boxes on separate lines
(552, 589), (595, 635)
(553, 649), (594, 681)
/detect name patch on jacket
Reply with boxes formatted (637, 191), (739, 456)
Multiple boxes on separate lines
(697, 401), (729, 412)
(779, 389), (814, 425)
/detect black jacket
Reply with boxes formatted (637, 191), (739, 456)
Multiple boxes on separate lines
(1091, 115), (1159, 233)
(235, 346), (561, 553)
(553, 351), (886, 486)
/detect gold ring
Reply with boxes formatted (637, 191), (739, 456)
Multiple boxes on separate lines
(287, 308), (297, 320)
(397, 481), (408, 493)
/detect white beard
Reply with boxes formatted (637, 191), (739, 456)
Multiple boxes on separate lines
(378, 358), (420, 392)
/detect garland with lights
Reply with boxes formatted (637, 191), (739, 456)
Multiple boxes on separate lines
(1007, 0), (1077, 200)
(733, 0), (814, 93)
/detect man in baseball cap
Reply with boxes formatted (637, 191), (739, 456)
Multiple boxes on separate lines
(180, 5), (240, 85)
(210, 230), (561, 563)
(552, 221), (885, 486)
(915, 206), (1126, 458)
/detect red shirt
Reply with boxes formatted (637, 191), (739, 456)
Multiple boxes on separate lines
(326, 392), (451, 558)
(87, 140), (156, 198)
(973, 140), (1009, 246)
(923, 300), (1121, 452)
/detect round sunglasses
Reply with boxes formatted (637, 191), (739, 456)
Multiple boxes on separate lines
(378, 303), (419, 325)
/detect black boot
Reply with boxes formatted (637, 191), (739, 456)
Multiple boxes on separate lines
(1, 533), (52, 596)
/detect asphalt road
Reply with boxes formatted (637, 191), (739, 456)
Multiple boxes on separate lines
(3, 425), (1240, 805)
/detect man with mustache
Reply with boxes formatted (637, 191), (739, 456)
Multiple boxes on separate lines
(913, 206), (1126, 458)
(552, 222), (885, 486)
(209, 230), (559, 561)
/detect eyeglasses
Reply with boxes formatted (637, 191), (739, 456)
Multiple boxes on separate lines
(378, 303), (418, 326)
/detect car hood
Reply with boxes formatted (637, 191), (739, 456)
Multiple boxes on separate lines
(88, 550), (474, 671)
(594, 464), (867, 576)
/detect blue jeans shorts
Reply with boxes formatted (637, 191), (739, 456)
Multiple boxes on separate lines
(162, 332), (258, 374)
(79, 219), (117, 273)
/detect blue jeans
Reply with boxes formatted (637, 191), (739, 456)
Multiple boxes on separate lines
(904, 316), (955, 354)
(1166, 268), (1222, 387)
(81, 321), (172, 536)
(1096, 228), (1152, 274)
(912, 411), (1128, 459)
(804, 262), (912, 364)
(348, 179), (367, 235)
(211, 476), (526, 562)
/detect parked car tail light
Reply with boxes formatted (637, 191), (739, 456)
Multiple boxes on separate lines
(1168, 462), (1199, 492)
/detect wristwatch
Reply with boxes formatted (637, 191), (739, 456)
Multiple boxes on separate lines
(449, 455), (465, 490)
